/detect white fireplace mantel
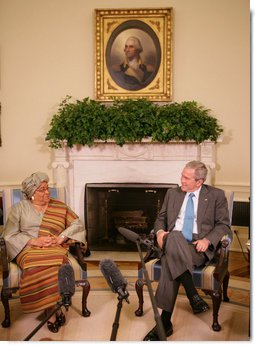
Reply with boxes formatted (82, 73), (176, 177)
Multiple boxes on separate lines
(51, 140), (218, 222)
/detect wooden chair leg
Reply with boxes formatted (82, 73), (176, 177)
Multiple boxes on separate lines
(135, 278), (144, 316)
(222, 271), (230, 302)
(210, 289), (222, 332)
(78, 280), (91, 317)
(1, 288), (11, 328)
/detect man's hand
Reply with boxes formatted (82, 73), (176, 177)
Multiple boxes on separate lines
(156, 230), (169, 249)
(193, 238), (210, 252)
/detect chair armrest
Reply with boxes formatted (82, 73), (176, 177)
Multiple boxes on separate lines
(69, 242), (87, 272)
(0, 236), (10, 282)
(213, 236), (231, 282)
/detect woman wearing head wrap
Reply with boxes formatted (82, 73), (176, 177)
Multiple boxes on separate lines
(3, 172), (86, 333)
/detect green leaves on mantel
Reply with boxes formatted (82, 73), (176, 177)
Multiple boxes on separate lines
(45, 96), (223, 148)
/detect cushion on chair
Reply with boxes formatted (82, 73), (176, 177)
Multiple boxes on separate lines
(1, 253), (87, 290)
(192, 264), (226, 290)
(2, 261), (21, 289)
(146, 259), (162, 281)
(145, 259), (226, 290)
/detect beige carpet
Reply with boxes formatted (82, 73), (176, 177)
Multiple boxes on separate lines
(0, 289), (249, 341)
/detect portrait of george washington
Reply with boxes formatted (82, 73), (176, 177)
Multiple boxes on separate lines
(106, 20), (161, 91)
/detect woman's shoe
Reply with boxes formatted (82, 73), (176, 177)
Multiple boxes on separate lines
(47, 320), (60, 333)
(56, 311), (66, 326)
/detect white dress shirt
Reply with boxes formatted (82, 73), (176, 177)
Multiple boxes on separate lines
(174, 186), (202, 234)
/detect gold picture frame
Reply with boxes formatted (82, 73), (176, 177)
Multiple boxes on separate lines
(95, 8), (173, 101)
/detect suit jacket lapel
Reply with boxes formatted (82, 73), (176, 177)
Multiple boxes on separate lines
(173, 188), (186, 222)
(197, 185), (209, 232)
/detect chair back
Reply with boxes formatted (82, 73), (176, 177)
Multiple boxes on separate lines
(224, 190), (234, 226)
(0, 186), (66, 226)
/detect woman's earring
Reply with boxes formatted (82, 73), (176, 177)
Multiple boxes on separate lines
(31, 196), (35, 200)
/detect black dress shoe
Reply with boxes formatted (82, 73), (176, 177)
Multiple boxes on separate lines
(143, 324), (173, 341)
(189, 294), (209, 314)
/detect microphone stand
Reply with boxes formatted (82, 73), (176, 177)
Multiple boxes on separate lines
(110, 294), (128, 341)
(135, 240), (166, 341)
(24, 301), (64, 341)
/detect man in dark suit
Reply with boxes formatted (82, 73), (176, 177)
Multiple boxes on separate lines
(143, 160), (232, 341)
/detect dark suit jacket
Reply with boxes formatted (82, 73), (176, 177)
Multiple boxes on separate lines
(154, 184), (232, 260)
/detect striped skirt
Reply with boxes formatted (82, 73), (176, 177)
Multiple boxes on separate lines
(16, 246), (68, 313)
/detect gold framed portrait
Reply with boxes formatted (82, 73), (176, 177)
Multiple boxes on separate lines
(95, 8), (173, 101)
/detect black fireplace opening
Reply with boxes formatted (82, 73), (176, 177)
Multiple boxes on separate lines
(84, 183), (178, 251)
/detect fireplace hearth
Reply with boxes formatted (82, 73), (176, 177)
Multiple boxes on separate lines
(85, 183), (177, 251)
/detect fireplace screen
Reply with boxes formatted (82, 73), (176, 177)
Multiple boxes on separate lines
(85, 183), (177, 251)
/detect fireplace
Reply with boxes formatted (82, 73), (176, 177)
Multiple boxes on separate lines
(85, 183), (177, 251)
(51, 141), (218, 251)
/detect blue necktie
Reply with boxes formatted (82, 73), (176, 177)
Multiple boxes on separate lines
(182, 193), (195, 242)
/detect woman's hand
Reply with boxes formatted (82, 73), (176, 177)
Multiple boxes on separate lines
(56, 235), (68, 245)
(27, 236), (58, 248)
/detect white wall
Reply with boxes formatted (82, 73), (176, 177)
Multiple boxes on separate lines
(0, 0), (250, 201)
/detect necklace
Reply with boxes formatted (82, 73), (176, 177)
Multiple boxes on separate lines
(31, 203), (48, 213)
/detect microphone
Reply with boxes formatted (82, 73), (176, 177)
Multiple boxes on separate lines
(118, 227), (154, 249)
(58, 263), (75, 309)
(99, 259), (129, 303)
(118, 227), (166, 341)
(23, 263), (75, 340)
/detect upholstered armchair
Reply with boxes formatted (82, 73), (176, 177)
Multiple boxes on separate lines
(0, 187), (91, 328)
(134, 191), (234, 332)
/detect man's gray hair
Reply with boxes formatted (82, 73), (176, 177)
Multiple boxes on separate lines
(185, 161), (208, 181)
(125, 36), (143, 53)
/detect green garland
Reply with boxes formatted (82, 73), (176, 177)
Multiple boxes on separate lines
(46, 96), (223, 148)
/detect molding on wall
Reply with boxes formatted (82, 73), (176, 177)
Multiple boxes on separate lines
(0, 183), (56, 187)
(215, 182), (250, 187)
(0, 182), (250, 201)
(0, 182), (22, 186)
(214, 183), (250, 201)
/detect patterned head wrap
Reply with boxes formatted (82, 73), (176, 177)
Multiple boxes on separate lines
(21, 172), (49, 199)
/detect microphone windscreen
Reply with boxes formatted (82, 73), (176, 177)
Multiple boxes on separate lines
(99, 259), (127, 293)
(118, 227), (140, 243)
(58, 263), (75, 297)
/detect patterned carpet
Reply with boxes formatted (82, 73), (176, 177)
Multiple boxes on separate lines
(0, 287), (250, 341)
(0, 250), (250, 341)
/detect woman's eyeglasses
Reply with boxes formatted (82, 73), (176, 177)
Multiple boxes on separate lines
(35, 186), (49, 194)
